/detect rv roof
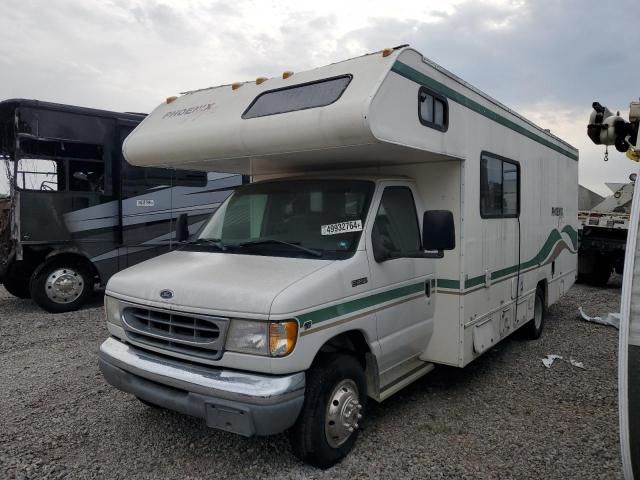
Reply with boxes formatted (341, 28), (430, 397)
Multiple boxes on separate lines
(123, 46), (577, 175)
(0, 98), (146, 122)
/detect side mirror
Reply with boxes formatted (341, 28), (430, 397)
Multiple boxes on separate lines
(176, 213), (189, 242)
(422, 210), (455, 255)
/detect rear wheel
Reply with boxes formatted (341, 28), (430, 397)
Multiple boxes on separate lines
(30, 258), (93, 313)
(524, 287), (545, 340)
(289, 354), (366, 469)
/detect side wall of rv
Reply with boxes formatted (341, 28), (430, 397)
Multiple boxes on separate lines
(367, 48), (578, 367)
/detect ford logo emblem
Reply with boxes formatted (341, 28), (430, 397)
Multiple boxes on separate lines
(160, 289), (174, 300)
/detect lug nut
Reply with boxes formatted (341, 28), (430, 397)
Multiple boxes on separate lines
(357, 413), (363, 420)
(347, 426), (354, 432)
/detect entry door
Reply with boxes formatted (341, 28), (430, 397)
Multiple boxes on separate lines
(480, 153), (520, 298)
(366, 184), (435, 374)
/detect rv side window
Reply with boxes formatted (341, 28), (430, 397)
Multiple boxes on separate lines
(418, 87), (448, 132)
(480, 153), (520, 218)
(16, 158), (64, 191)
(121, 161), (207, 198)
(242, 75), (352, 119)
(372, 187), (421, 259)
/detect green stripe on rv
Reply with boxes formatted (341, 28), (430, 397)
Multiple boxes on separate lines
(439, 226), (578, 291)
(296, 226), (577, 326)
(297, 281), (424, 326)
(390, 61), (579, 162)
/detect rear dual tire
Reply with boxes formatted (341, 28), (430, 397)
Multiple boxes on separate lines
(523, 287), (545, 340)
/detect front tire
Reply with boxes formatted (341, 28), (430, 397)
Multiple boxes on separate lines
(30, 258), (93, 313)
(289, 354), (366, 469)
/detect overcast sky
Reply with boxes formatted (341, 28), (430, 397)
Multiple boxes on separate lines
(1, 0), (638, 196)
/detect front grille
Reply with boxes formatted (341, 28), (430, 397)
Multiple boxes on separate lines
(122, 306), (228, 360)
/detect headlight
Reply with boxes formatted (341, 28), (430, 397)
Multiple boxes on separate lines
(226, 319), (269, 355)
(226, 319), (298, 357)
(104, 295), (122, 326)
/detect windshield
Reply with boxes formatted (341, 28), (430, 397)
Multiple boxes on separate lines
(191, 179), (375, 259)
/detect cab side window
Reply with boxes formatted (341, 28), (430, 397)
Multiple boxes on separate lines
(371, 187), (421, 262)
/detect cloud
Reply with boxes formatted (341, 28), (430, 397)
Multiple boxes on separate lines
(0, 0), (638, 196)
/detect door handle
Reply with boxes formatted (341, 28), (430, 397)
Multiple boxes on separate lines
(425, 280), (431, 298)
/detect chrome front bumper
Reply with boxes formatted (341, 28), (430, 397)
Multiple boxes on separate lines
(98, 337), (305, 436)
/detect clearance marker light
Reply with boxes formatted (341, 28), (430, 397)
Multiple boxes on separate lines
(282, 71), (294, 79)
(165, 96), (178, 104)
(256, 77), (267, 85)
(231, 82), (243, 90)
(382, 48), (393, 57)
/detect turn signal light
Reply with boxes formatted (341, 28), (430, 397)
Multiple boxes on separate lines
(269, 321), (298, 357)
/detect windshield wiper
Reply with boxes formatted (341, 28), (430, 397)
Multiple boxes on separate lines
(237, 239), (323, 258)
(186, 238), (227, 251)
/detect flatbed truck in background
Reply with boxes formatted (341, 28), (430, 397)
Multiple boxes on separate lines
(578, 180), (634, 286)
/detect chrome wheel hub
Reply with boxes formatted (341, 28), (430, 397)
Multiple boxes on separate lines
(325, 379), (362, 448)
(45, 268), (84, 304)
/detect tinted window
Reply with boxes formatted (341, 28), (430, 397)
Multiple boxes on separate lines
(372, 187), (421, 261)
(480, 152), (520, 218)
(242, 75), (352, 119)
(419, 87), (448, 131)
(121, 161), (207, 198)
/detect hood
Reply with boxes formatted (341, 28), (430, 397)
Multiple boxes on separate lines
(106, 250), (333, 315)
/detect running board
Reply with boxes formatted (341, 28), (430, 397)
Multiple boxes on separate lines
(377, 362), (435, 402)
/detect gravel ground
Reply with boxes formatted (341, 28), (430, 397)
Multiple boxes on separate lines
(0, 279), (623, 479)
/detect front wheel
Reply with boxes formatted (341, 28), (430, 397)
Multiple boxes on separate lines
(30, 259), (93, 313)
(289, 354), (366, 469)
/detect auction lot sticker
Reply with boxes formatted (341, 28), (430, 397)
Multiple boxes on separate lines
(321, 220), (363, 236)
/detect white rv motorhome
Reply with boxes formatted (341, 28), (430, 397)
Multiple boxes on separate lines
(98, 46), (579, 468)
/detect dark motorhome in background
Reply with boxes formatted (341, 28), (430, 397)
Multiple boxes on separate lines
(0, 99), (243, 312)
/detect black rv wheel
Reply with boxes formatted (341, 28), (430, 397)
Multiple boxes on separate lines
(289, 354), (366, 469)
(2, 262), (32, 299)
(30, 258), (93, 313)
(524, 287), (545, 340)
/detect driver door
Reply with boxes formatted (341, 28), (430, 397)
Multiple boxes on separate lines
(366, 183), (435, 376)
